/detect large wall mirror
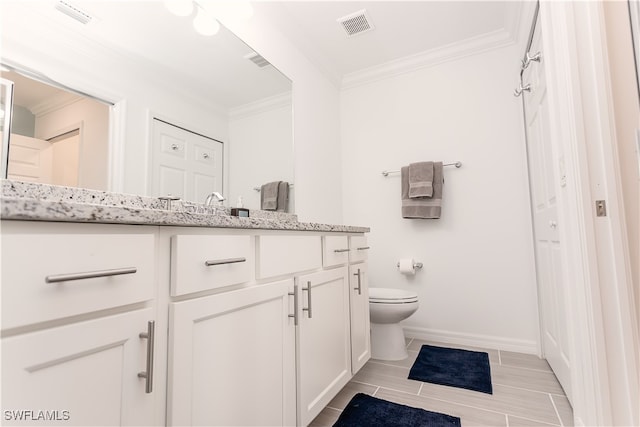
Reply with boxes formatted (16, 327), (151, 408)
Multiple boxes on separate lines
(0, 0), (294, 212)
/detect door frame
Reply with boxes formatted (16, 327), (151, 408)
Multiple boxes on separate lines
(538, 2), (639, 425)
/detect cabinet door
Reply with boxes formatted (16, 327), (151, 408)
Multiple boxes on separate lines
(1, 308), (156, 426)
(168, 280), (296, 426)
(349, 262), (371, 374)
(297, 268), (351, 426)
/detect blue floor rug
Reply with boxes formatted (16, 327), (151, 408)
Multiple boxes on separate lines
(408, 345), (493, 394)
(333, 393), (461, 427)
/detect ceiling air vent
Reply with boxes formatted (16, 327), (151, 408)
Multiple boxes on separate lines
(54, 0), (93, 25)
(337, 9), (374, 37)
(244, 52), (271, 68)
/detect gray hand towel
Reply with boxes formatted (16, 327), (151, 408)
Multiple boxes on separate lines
(276, 181), (289, 212)
(401, 162), (443, 219)
(408, 161), (434, 198)
(261, 181), (281, 210)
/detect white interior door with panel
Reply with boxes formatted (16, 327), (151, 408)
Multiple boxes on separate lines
(168, 279), (296, 427)
(6, 134), (53, 183)
(296, 267), (351, 426)
(522, 18), (572, 401)
(151, 119), (223, 202)
(1, 308), (157, 426)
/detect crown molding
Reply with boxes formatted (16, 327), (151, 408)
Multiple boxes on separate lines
(31, 92), (83, 117)
(342, 29), (516, 90)
(229, 91), (292, 120)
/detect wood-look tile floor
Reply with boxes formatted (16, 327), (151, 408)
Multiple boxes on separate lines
(310, 339), (573, 427)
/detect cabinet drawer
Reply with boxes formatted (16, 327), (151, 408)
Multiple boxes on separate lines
(1, 222), (156, 330)
(171, 234), (254, 296)
(323, 236), (349, 267)
(350, 235), (370, 263)
(257, 235), (321, 279)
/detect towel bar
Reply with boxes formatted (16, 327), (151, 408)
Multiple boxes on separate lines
(253, 183), (294, 192)
(382, 161), (462, 177)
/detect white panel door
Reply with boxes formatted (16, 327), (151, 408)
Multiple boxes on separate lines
(7, 134), (53, 183)
(151, 119), (223, 203)
(1, 308), (156, 426)
(522, 18), (572, 401)
(168, 280), (296, 427)
(297, 268), (351, 426)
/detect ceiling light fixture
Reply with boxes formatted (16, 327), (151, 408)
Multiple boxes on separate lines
(164, 0), (253, 36)
(193, 4), (220, 36)
(164, 0), (193, 17)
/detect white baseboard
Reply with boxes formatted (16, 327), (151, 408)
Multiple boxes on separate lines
(402, 326), (539, 355)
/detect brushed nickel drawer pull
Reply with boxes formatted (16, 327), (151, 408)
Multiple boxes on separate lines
(356, 246), (370, 251)
(333, 248), (350, 253)
(303, 281), (313, 318)
(353, 268), (362, 295)
(288, 285), (299, 326)
(204, 257), (247, 266)
(138, 321), (155, 394)
(45, 267), (137, 283)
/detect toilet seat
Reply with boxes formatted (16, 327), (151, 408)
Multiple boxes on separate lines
(369, 287), (418, 304)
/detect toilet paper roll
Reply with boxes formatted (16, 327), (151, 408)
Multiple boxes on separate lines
(398, 259), (416, 275)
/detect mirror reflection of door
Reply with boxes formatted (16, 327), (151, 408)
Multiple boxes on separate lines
(1, 67), (110, 190)
(151, 118), (224, 203)
(8, 129), (80, 186)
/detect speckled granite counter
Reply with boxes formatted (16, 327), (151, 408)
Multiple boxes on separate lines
(0, 181), (369, 233)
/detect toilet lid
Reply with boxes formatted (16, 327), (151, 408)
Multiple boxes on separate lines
(369, 287), (418, 303)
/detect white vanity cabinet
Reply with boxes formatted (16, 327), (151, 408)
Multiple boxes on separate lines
(348, 235), (371, 375)
(1, 218), (369, 427)
(2, 308), (157, 426)
(167, 279), (296, 426)
(296, 268), (352, 426)
(0, 221), (159, 426)
(349, 262), (370, 374)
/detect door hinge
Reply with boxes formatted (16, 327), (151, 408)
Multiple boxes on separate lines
(596, 200), (607, 217)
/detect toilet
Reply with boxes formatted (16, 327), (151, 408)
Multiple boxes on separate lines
(369, 288), (419, 361)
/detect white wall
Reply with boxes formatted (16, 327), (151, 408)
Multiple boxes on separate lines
(340, 45), (540, 352)
(228, 98), (294, 211)
(35, 98), (109, 190)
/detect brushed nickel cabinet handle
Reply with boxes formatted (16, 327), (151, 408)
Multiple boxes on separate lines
(45, 267), (137, 283)
(353, 268), (362, 295)
(303, 281), (313, 318)
(204, 257), (246, 266)
(288, 285), (299, 326)
(333, 248), (350, 253)
(356, 246), (370, 251)
(138, 321), (155, 394)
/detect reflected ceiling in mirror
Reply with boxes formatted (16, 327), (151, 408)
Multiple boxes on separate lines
(0, 0), (294, 212)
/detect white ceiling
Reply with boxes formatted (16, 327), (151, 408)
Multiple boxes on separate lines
(1, 1), (524, 109)
(254, 1), (521, 84)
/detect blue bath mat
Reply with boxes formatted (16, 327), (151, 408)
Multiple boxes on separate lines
(408, 345), (493, 394)
(333, 393), (461, 427)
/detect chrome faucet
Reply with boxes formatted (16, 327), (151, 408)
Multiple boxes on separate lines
(204, 191), (225, 206)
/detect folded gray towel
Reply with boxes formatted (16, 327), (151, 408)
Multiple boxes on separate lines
(276, 181), (289, 212)
(401, 161), (443, 219)
(261, 181), (280, 210)
(408, 161), (434, 198)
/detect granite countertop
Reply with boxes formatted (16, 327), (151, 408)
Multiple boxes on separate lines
(0, 181), (370, 233)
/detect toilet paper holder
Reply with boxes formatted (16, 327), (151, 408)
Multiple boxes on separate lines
(397, 261), (423, 269)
